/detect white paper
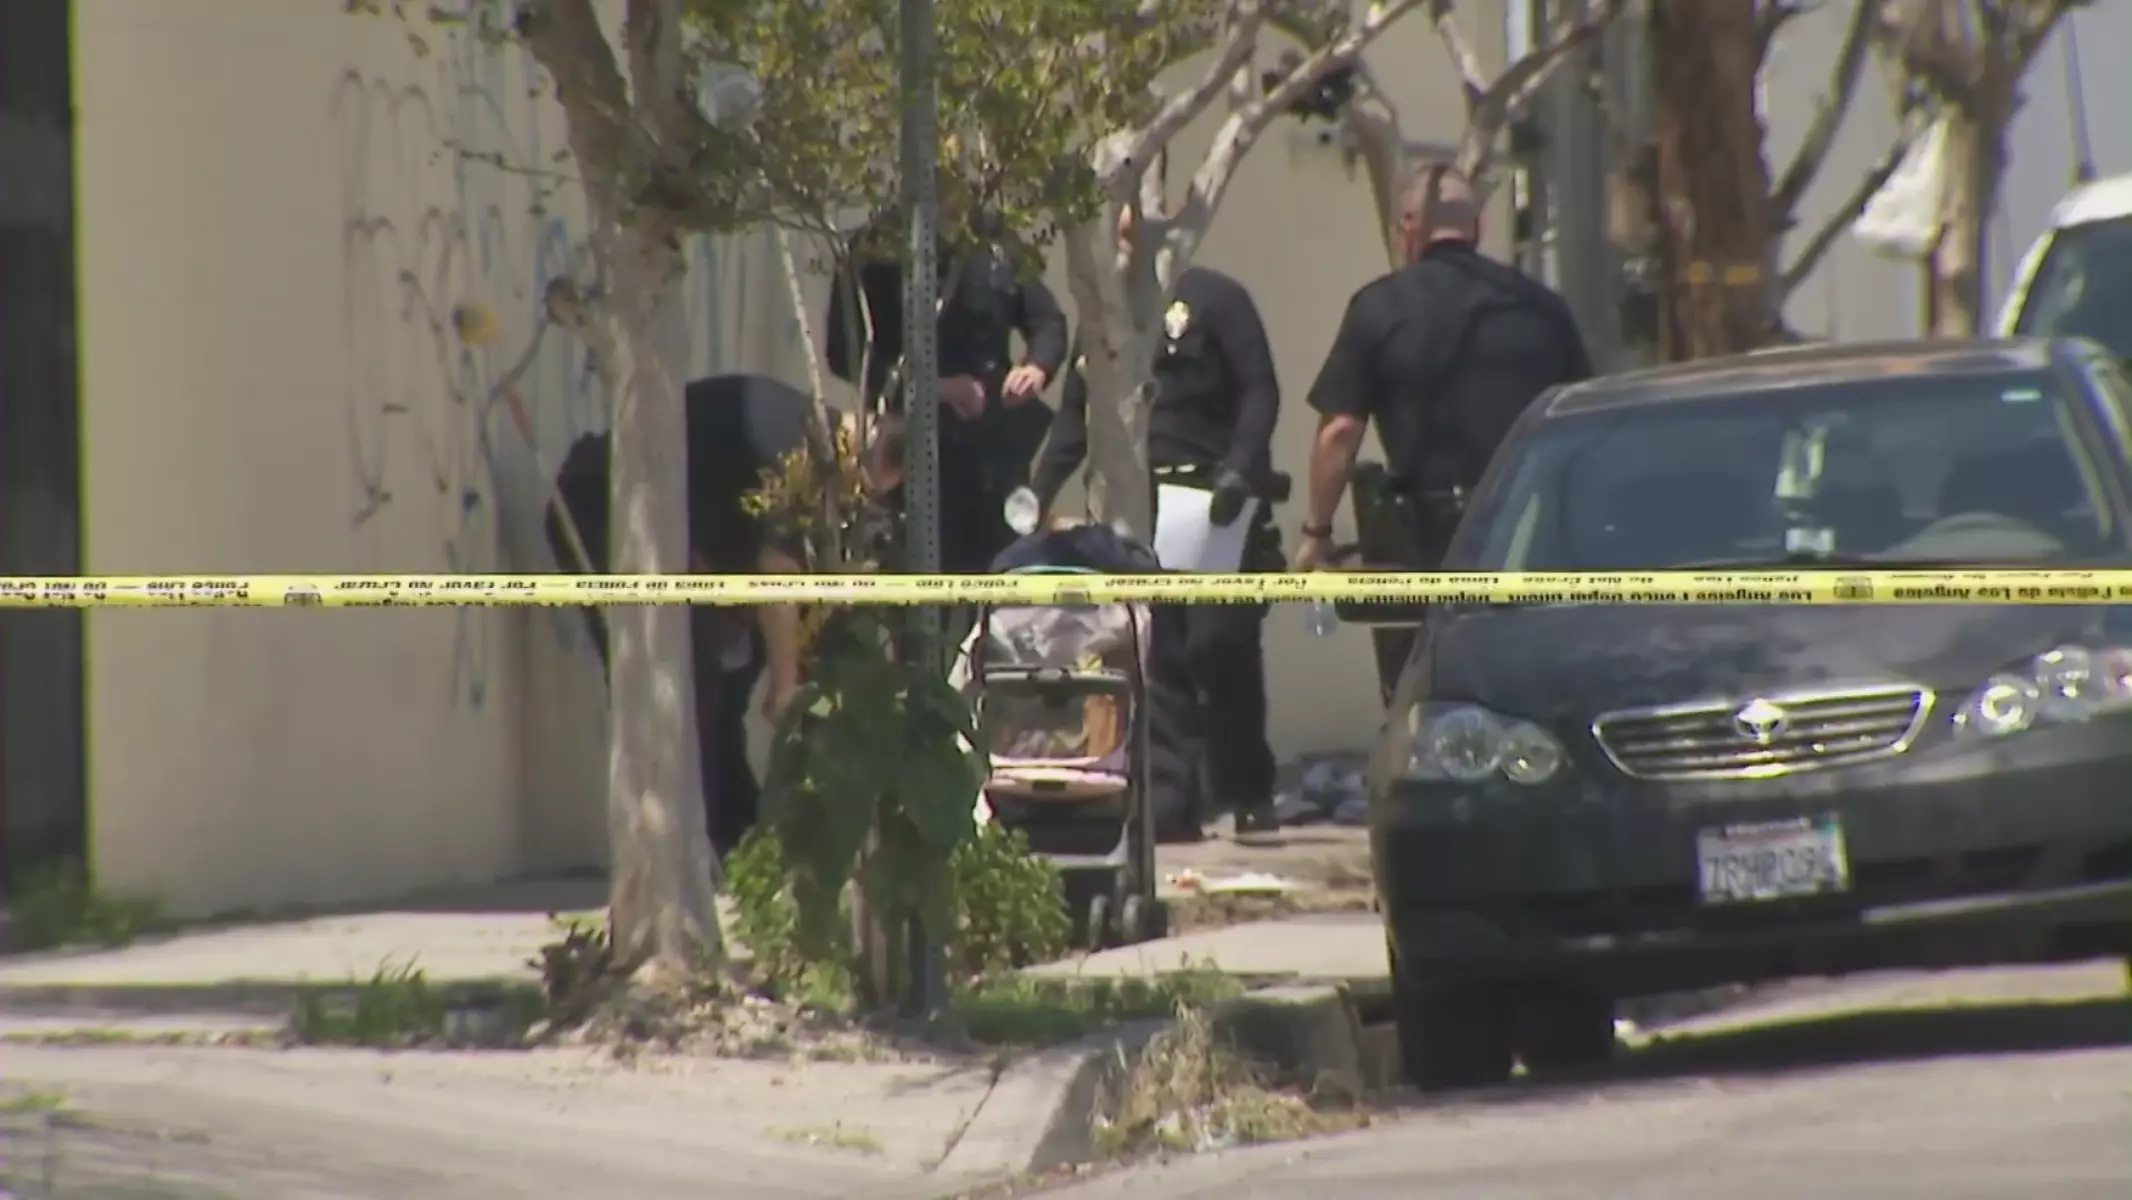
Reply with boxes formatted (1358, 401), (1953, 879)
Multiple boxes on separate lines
(1153, 483), (1258, 571)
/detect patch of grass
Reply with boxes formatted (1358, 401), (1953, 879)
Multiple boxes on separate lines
(3, 861), (168, 951)
(0, 1027), (279, 1050)
(775, 1123), (885, 1154)
(287, 958), (543, 1049)
(952, 966), (1245, 1046)
(0, 1088), (70, 1116)
(529, 914), (614, 1028)
(1093, 1004), (1366, 1159)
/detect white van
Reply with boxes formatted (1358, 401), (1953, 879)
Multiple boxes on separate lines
(1997, 172), (2132, 362)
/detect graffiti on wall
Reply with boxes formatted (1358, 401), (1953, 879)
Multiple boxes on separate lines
(328, 3), (808, 712)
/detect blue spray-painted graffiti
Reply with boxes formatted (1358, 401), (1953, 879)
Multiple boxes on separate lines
(328, 5), (806, 713)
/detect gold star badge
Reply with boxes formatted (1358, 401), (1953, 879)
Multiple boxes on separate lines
(1163, 301), (1191, 340)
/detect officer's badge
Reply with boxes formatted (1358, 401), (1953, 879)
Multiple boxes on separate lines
(1164, 300), (1191, 341)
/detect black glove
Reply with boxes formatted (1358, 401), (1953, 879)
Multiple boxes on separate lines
(1207, 468), (1252, 527)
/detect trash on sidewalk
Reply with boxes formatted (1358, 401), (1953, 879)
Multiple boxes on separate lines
(1271, 756), (1370, 828)
(1166, 869), (1302, 896)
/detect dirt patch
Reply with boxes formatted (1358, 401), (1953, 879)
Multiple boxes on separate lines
(1159, 825), (1376, 934)
(1094, 1004), (1370, 1159)
(1166, 888), (1375, 935)
(1162, 826), (1374, 891)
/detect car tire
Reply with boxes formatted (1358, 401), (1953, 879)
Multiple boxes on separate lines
(1514, 986), (1617, 1073)
(1391, 954), (1515, 1091)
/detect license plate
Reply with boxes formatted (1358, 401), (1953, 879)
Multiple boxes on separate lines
(1695, 815), (1851, 904)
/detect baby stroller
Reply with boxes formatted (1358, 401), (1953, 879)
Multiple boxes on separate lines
(949, 524), (1169, 949)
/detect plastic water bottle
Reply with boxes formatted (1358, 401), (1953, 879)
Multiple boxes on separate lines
(1002, 487), (1041, 537)
(1304, 600), (1340, 638)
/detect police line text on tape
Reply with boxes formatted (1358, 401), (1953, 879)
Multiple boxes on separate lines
(1, 573), (2130, 607)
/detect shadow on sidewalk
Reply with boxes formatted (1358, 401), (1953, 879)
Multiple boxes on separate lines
(1378, 991), (2132, 1114)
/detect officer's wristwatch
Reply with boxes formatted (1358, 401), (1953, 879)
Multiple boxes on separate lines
(1299, 522), (1334, 541)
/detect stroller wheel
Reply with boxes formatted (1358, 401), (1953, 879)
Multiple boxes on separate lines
(1120, 894), (1145, 945)
(1085, 893), (1112, 952)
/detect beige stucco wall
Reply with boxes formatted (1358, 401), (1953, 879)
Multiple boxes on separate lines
(73, 0), (816, 914)
(71, 0), (1495, 915)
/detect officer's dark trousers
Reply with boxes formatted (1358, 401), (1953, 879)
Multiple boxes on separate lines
(544, 500), (763, 859)
(1348, 468), (1445, 707)
(1145, 515), (1280, 839)
(939, 444), (1016, 573)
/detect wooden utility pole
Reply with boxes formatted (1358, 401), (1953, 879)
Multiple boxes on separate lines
(1647, 0), (1777, 360)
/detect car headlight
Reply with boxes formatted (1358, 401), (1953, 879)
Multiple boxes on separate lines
(1952, 643), (2132, 739)
(1405, 703), (1566, 784)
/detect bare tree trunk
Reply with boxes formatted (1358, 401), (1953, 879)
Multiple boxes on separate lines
(1926, 100), (2004, 337)
(520, 0), (725, 983)
(593, 215), (726, 981)
(1062, 221), (1156, 540)
(1648, 0), (1777, 360)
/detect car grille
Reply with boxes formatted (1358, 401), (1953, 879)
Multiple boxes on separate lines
(1591, 686), (1932, 780)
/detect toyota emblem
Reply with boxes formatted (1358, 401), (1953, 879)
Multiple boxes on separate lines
(1732, 698), (1789, 745)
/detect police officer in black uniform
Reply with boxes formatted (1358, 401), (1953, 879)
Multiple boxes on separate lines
(1031, 205), (1284, 843)
(825, 214), (1070, 572)
(1297, 164), (1594, 700)
(545, 374), (902, 860)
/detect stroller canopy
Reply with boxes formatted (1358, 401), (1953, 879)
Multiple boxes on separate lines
(990, 524), (1161, 574)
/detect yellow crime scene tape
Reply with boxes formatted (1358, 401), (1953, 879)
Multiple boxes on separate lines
(2, 571), (2132, 607)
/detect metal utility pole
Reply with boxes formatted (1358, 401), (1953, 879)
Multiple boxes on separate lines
(896, 0), (946, 1017)
(1536, 0), (1642, 371)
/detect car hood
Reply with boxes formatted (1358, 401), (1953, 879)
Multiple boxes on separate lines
(1426, 604), (2109, 720)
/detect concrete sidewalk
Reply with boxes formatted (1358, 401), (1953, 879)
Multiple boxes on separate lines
(0, 874), (1291, 1192)
(0, 835), (1377, 1024)
(1, 1043), (1008, 1199)
(1029, 911), (1388, 985)
(0, 876), (600, 1041)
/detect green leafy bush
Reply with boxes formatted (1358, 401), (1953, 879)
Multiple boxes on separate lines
(729, 820), (1069, 1002)
(759, 610), (990, 970)
(951, 822), (1073, 977)
(727, 822), (854, 1008)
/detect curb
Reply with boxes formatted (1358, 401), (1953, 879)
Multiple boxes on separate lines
(932, 1017), (1167, 1180)
(947, 981), (1380, 1179)
(953, 974), (1795, 1177)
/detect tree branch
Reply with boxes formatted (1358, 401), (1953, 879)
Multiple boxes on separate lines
(1755, 0), (1811, 64)
(1178, 0), (1427, 247)
(1771, 0), (1877, 226)
(1779, 122), (1917, 296)
(1100, 0), (1269, 195)
(624, 0), (690, 142)
(518, 0), (642, 186)
(1450, 0), (1625, 195)
(1428, 0), (1493, 104)
(1337, 64), (1408, 264)
(2004, 0), (2078, 74)
(1872, 0), (1982, 100)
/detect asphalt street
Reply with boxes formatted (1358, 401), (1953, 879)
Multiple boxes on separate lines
(0, 961), (2123, 1198)
(1050, 960), (2132, 1200)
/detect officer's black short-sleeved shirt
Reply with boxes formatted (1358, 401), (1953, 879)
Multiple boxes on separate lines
(551, 374), (813, 574)
(1307, 242), (1593, 492)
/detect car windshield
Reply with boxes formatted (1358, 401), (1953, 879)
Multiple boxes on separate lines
(2011, 216), (2132, 363)
(1466, 366), (2120, 571)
